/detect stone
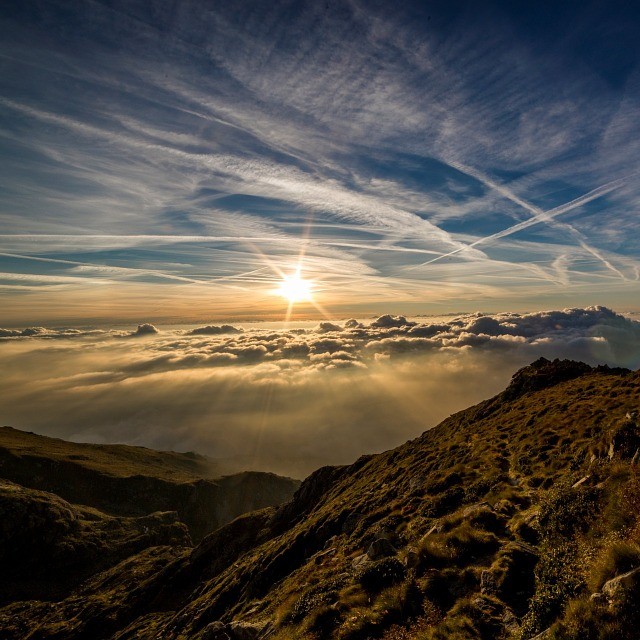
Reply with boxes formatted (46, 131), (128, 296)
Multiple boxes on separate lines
(366, 537), (397, 560)
(404, 547), (419, 569)
(202, 621), (231, 640)
(601, 566), (640, 606)
(572, 475), (590, 489)
(352, 553), (369, 570)
(462, 502), (492, 517)
(480, 569), (497, 595)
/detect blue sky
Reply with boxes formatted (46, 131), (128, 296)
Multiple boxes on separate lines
(1, 0), (639, 323)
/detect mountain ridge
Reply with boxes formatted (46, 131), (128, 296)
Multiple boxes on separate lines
(0, 426), (300, 543)
(1, 358), (639, 639)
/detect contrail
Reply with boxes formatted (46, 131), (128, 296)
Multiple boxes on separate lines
(408, 176), (626, 273)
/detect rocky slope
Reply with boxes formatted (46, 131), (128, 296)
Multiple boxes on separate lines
(0, 427), (300, 541)
(1, 358), (640, 640)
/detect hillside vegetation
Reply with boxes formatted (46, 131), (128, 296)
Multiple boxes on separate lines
(0, 427), (299, 542)
(1, 358), (639, 639)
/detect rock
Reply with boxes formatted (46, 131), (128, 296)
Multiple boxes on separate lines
(572, 475), (590, 489)
(530, 628), (552, 640)
(342, 512), (361, 535)
(324, 535), (337, 549)
(314, 547), (336, 564)
(228, 621), (264, 639)
(462, 502), (493, 517)
(404, 547), (419, 569)
(352, 553), (369, 570)
(366, 537), (397, 560)
(601, 566), (640, 606)
(480, 569), (497, 595)
(502, 608), (520, 634)
(202, 621), (232, 640)
(373, 526), (395, 541)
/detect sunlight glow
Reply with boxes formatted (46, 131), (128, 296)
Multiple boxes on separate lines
(276, 270), (313, 303)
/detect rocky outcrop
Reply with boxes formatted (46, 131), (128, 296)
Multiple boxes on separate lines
(601, 566), (640, 606)
(0, 479), (190, 604)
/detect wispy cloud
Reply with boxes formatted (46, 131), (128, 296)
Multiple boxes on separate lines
(0, 0), (639, 320)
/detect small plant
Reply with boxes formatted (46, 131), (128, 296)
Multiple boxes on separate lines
(538, 484), (599, 540)
(355, 557), (405, 594)
(589, 541), (640, 592)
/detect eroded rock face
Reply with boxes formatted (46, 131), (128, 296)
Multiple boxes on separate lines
(366, 537), (397, 560)
(502, 358), (592, 402)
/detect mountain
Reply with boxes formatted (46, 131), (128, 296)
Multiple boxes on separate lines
(0, 427), (300, 542)
(1, 358), (639, 640)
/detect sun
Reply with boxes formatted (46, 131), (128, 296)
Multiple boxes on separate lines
(277, 270), (313, 303)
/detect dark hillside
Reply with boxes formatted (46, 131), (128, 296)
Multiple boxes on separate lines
(1, 359), (639, 639)
(0, 427), (300, 541)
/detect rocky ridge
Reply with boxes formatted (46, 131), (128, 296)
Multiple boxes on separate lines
(1, 358), (639, 639)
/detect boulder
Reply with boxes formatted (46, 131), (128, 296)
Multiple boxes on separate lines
(480, 569), (497, 595)
(367, 537), (397, 560)
(228, 621), (264, 639)
(601, 566), (640, 607)
(352, 553), (369, 570)
(202, 621), (232, 640)
(404, 547), (419, 569)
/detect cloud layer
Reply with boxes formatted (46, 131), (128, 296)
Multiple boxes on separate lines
(1, 307), (638, 477)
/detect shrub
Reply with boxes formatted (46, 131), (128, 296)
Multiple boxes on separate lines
(538, 484), (599, 540)
(286, 587), (337, 623)
(306, 604), (342, 635)
(520, 541), (583, 637)
(355, 557), (405, 594)
(443, 523), (500, 565)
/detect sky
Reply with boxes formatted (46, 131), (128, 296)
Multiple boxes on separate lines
(1, 0), (639, 324)
(2, 2), (640, 473)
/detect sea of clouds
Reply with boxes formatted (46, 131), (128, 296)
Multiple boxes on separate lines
(1, 306), (639, 478)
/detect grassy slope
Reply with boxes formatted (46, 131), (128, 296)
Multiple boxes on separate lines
(0, 427), (300, 543)
(0, 426), (221, 481)
(1, 359), (639, 640)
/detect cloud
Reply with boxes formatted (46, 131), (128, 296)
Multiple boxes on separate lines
(0, 327), (105, 340)
(1, 1), (639, 323)
(188, 325), (244, 336)
(370, 314), (415, 329)
(130, 323), (159, 337)
(0, 307), (639, 478)
(316, 322), (342, 333)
